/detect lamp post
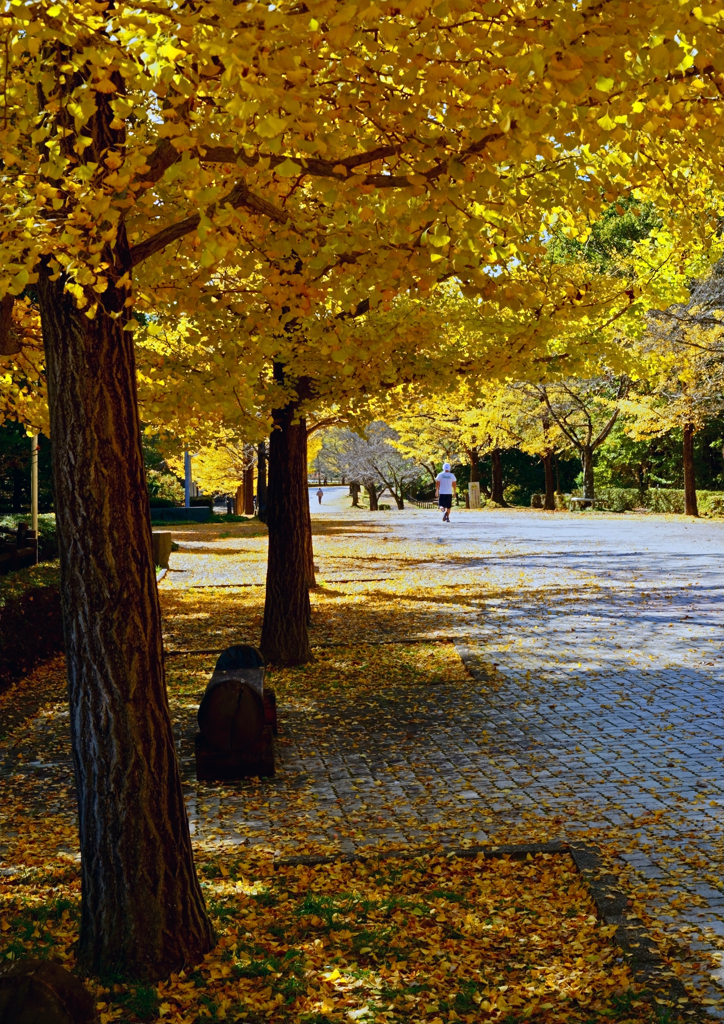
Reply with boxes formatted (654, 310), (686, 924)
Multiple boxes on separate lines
(31, 434), (39, 563)
(30, 433), (38, 530)
(184, 450), (192, 508)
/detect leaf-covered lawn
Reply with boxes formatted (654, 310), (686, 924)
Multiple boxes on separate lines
(3, 850), (653, 1024)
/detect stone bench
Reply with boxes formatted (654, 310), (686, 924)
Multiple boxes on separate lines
(195, 645), (277, 780)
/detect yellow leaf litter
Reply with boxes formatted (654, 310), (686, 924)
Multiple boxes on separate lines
(2, 849), (649, 1024)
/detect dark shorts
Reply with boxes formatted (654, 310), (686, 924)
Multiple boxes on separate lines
(439, 494), (452, 509)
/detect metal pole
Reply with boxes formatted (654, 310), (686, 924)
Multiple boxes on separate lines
(184, 450), (191, 508)
(30, 434), (38, 533)
(30, 434), (39, 563)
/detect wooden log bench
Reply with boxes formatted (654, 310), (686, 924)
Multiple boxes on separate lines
(195, 644), (277, 780)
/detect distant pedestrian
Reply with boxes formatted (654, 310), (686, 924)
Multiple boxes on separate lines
(316, 488), (324, 504)
(435, 463), (457, 522)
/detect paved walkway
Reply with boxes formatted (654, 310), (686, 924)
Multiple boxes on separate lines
(305, 503), (724, 1005)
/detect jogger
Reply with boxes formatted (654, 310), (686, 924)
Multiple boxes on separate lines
(435, 463), (457, 522)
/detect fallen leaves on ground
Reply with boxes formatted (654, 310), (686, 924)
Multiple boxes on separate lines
(3, 850), (656, 1024)
(2, 509), (724, 1019)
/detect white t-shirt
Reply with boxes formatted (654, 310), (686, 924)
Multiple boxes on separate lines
(436, 471), (456, 495)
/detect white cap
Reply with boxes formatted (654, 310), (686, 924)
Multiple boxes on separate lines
(443, 462), (451, 471)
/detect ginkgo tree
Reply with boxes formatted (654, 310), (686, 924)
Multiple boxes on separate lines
(4, 0), (724, 981)
(623, 319), (724, 516)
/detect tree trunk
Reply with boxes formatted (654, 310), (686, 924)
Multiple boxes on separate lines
(490, 448), (506, 505)
(242, 447), (255, 515)
(683, 423), (699, 517)
(350, 481), (360, 507)
(366, 484), (379, 511)
(581, 447), (595, 502)
(261, 392), (313, 666)
(256, 442), (267, 522)
(469, 448), (479, 484)
(542, 452), (555, 511)
(390, 482), (404, 510)
(37, 261), (213, 980)
(555, 453), (561, 495)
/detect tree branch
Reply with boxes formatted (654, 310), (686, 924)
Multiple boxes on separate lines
(591, 407), (620, 450)
(198, 130), (505, 189)
(129, 180), (293, 267)
(536, 386), (582, 452)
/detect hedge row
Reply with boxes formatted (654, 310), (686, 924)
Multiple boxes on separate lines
(531, 487), (724, 514)
(0, 561), (63, 692)
(594, 487), (724, 515)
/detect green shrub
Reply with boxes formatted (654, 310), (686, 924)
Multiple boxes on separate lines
(643, 488), (685, 514)
(697, 491), (724, 517)
(0, 561), (63, 692)
(0, 512), (58, 559)
(502, 484), (525, 506)
(589, 488), (724, 516)
(595, 487), (641, 513)
(147, 469), (184, 506)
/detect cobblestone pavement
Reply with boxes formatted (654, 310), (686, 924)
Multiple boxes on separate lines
(162, 503), (724, 996)
(2, 500), (724, 1004)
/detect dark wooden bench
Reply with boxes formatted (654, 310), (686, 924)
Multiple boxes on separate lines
(0, 522), (38, 576)
(195, 645), (277, 780)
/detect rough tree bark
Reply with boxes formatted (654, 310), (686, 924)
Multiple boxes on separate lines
(261, 373), (313, 665)
(366, 484), (379, 511)
(490, 448), (507, 505)
(38, 260), (213, 979)
(541, 452), (556, 511)
(256, 442), (267, 522)
(350, 482), (360, 507)
(469, 448), (480, 484)
(683, 423), (699, 517)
